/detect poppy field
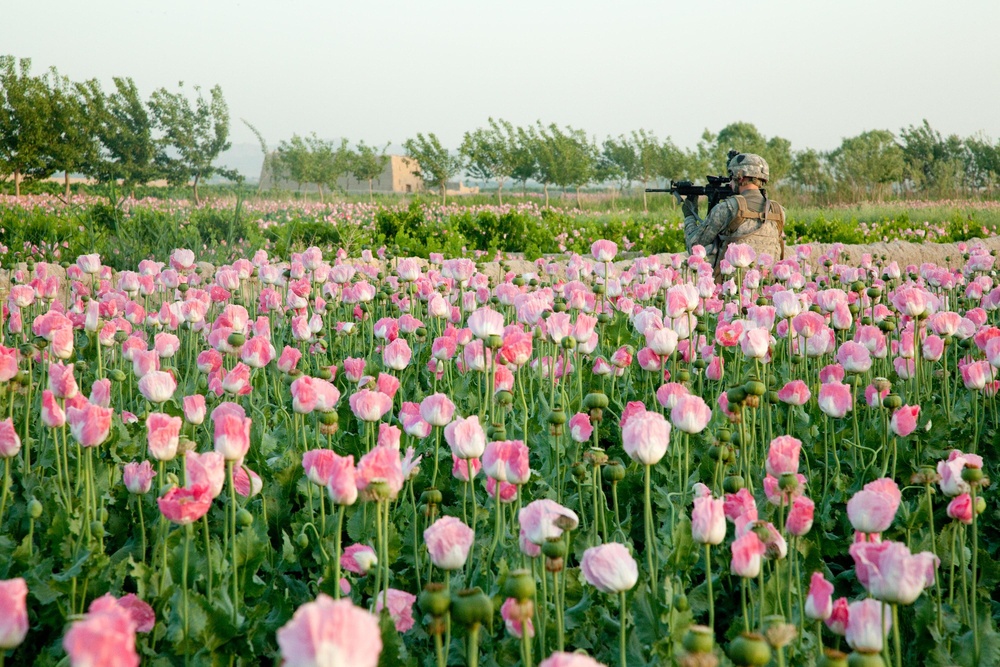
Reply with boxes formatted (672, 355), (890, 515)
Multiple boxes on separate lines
(0, 238), (997, 667)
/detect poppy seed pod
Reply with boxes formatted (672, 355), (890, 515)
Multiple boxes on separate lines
(449, 588), (492, 628)
(418, 583), (451, 618)
(727, 633), (772, 667)
(682, 625), (715, 654)
(504, 569), (536, 601)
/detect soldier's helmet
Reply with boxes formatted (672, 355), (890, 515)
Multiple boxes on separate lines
(727, 153), (769, 182)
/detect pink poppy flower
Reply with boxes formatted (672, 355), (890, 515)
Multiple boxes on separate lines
(787, 495), (815, 537)
(444, 414), (486, 459)
(157, 484), (213, 525)
(375, 589), (416, 633)
(146, 412), (181, 462)
(730, 531), (766, 578)
(568, 413), (593, 443)
(591, 240), (617, 262)
(342, 544), (377, 574)
(138, 370), (176, 404)
(846, 477), (901, 534)
(691, 495), (726, 545)
(501, 597), (535, 639)
(185, 451), (225, 499)
(63, 593), (140, 667)
(277, 595), (382, 667)
(580, 542), (638, 593)
(805, 572), (833, 621)
(349, 389), (393, 423)
(845, 598), (891, 653)
(889, 404), (920, 437)
(67, 403), (113, 448)
(519, 499), (579, 546)
(818, 381), (852, 418)
(622, 410), (670, 466)
(482, 439), (530, 484)
(670, 394), (712, 434)
(0, 577), (28, 650)
(355, 445), (403, 501)
(424, 516), (475, 570)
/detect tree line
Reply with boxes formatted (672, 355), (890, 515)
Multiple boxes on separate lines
(0, 56), (236, 204)
(269, 119), (1000, 208)
(3, 55), (1000, 207)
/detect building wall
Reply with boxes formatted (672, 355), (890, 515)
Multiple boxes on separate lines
(258, 153), (424, 194)
(257, 153), (477, 195)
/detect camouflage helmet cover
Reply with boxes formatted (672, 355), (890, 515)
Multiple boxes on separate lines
(727, 153), (769, 182)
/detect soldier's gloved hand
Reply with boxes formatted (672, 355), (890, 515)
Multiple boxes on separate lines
(681, 196), (698, 218)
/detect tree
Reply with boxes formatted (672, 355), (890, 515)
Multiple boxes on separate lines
(78, 77), (160, 197)
(966, 134), (1000, 194)
(598, 136), (635, 210)
(460, 119), (517, 204)
(764, 136), (793, 184)
(531, 123), (595, 207)
(306, 135), (351, 202)
(700, 122), (792, 184)
(789, 148), (831, 194)
(149, 82), (238, 205)
(242, 118), (271, 195)
(403, 132), (464, 204)
(529, 124), (557, 207)
(828, 129), (904, 202)
(350, 140), (390, 202)
(0, 56), (56, 196)
(44, 69), (99, 200)
(507, 122), (537, 196)
(275, 134), (313, 192)
(900, 119), (970, 197)
(602, 131), (667, 211)
(593, 150), (626, 210)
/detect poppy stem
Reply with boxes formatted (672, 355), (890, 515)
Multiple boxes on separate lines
(619, 590), (628, 667)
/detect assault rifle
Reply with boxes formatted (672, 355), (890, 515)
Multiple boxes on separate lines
(645, 149), (739, 213)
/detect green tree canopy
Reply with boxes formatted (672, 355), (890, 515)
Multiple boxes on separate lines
(403, 132), (464, 204)
(0, 56), (57, 196)
(460, 118), (517, 204)
(149, 82), (237, 204)
(828, 129), (904, 201)
(350, 140), (390, 202)
(78, 77), (161, 197)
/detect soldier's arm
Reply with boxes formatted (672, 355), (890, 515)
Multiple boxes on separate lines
(685, 199), (735, 253)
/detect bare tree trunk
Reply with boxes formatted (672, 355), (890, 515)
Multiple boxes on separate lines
(576, 186), (581, 207)
(642, 180), (648, 212)
(368, 179), (374, 203)
(498, 180), (504, 206)
(543, 183), (549, 208)
(317, 183), (325, 204)
(193, 175), (201, 206)
(14, 168), (20, 198)
(441, 184), (447, 205)
(65, 171), (71, 201)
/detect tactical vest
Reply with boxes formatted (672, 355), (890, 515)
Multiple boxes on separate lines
(716, 194), (785, 271)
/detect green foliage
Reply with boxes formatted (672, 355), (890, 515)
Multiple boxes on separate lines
(149, 82), (237, 203)
(403, 132), (464, 203)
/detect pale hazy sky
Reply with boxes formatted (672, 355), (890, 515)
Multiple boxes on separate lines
(5, 0), (1000, 154)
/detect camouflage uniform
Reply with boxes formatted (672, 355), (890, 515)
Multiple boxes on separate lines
(682, 153), (785, 271)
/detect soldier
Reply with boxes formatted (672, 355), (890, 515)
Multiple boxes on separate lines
(682, 152), (785, 275)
